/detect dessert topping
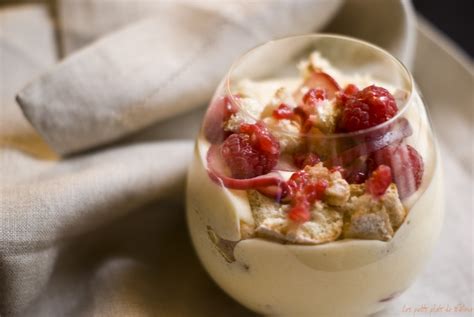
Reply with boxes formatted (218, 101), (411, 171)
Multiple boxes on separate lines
(368, 144), (424, 198)
(339, 85), (398, 132)
(206, 144), (285, 190)
(365, 165), (392, 197)
(203, 51), (423, 244)
(221, 123), (280, 179)
(247, 190), (343, 244)
(325, 117), (412, 167)
(342, 183), (406, 241)
(298, 71), (341, 101)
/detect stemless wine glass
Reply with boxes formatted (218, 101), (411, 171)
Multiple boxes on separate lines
(186, 34), (443, 317)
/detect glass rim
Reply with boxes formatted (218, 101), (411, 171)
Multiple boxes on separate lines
(224, 33), (415, 139)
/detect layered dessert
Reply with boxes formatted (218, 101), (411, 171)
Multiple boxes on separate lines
(187, 42), (443, 317)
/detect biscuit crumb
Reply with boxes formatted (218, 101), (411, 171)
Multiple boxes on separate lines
(342, 184), (406, 241)
(247, 190), (343, 244)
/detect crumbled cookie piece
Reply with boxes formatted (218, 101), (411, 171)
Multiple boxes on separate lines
(262, 117), (302, 153)
(312, 99), (341, 134)
(298, 51), (334, 79)
(304, 162), (330, 179)
(224, 98), (260, 132)
(247, 190), (343, 244)
(261, 87), (297, 118)
(349, 183), (366, 197)
(325, 171), (350, 206)
(247, 190), (288, 242)
(380, 184), (406, 229)
(343, 208), (394, 241)
(342, 184), (406, 241)
(240, 220), (255, 239)
(286, 201), (343, 244)
(302, 163), (350, 207)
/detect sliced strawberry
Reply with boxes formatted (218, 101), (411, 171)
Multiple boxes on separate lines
(368, 144), (424, 199)
(294, 71), (341, 102)
(325, 118), (412, 167)
(304, 72), (341, 99)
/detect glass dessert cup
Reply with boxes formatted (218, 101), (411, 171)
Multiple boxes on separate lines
(186, 34), (443, 317)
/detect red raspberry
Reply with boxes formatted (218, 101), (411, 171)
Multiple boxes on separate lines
(339, 85), (398, 132)
(293, 152), (321, 169)
(304, 179), (328, 203)
(344, 84), (359, 96)
(286, 170), (328, 223)
(338, 84), (359, 105)
(368, 144), (424, 198)
(286, 170), (309, 195)
(288, 201), (311, 223)
(272, 104), (293, 120)
(221, 124), (280, 179)
(366, 165), (392, 196)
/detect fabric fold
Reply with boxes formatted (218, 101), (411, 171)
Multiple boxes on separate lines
(16, 0), (343, 156)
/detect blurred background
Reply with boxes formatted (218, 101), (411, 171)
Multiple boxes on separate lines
(413, 0), (472, 56)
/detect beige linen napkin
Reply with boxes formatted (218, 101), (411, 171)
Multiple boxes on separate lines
(2, 1), (472, 316)
(16, 0), (344, 156)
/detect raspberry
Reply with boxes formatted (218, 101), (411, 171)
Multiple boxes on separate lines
(286, 170), (309, 195)
(288, 201), (311, 223)
(221, 124), (279, 179)
(272, 104), (293, 120)
(344, 84), (359, 96)
(293, 152), (321, 169)
(338, 84), (359, 104)
(286, 170), (328, 223)
(366, 165), (392, 196)
(293, 89), (329, 134)
(339, 85), (398, 132)
(368, 144), (424, 198)
(304, 179), (328, 203)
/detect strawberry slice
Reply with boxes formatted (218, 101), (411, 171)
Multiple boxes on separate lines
(368, 144), (424, 199)
(325, 118), (412, 167)
(294, 71), (341, 102)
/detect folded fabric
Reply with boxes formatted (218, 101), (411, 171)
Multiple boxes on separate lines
(16, 0), (344, 156)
